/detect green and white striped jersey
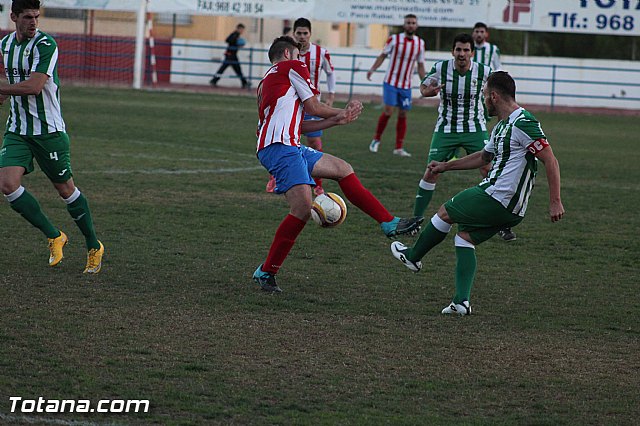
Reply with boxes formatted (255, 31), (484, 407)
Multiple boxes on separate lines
(480, 108), (546, 217)
(474, 42), (501, 71)
(1, 30), (65, 136)
(423, 59), (489, 134)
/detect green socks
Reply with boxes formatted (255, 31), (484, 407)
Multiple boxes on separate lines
(407, 214), (451, 261)
(413, 180), (435, 217)
(8, 187), (59, 239)
(65, 190), (100, 250)
(454, 245), (477, 304)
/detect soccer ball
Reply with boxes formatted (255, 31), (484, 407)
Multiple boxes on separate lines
(310, 193), (347, 228)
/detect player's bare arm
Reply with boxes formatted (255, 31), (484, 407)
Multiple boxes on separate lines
(429, 150), (494, 175)
(420, 77), (443, 97)
(535, 145), (564, 222)
(301, 100), (363, 133)
(0, 72), (48, 96)
(367, 53), (387, 81)
(303, 95), (344, 119)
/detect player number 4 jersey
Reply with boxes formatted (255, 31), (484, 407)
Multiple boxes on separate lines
(256, 60), (319, 151)
(1, 30), (66, 136)
(480, 108), (548, 217)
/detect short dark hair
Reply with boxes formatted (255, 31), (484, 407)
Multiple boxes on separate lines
(452, 33), (474, 50)
(487, 71), (516, 99)
(294, 18), (312, 32)
(236, 23), (245, 29)
(12, 0), (40, 15)
(404, 14), (417, 20)
(268, 36), (301, 62)
(473, 22), (489, 30)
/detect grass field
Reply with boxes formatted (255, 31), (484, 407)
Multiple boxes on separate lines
(0, 87), (638, 425)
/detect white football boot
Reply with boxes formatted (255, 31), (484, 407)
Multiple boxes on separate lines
(441, 300), (472, 316)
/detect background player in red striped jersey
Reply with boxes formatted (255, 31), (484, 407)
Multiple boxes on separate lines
(266, 17), (336, 196)
(367, 14), (426, 157)
(253, 36), (424, 293)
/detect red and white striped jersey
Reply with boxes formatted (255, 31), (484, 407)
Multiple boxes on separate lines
(382, 33), (426, 89)
(300, 43), (335, 93)
(256, 60), (320, 151)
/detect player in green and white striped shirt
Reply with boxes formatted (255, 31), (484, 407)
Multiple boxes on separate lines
(0, 0), (104, 273)
(472, 22), (501, 71)
(413, 33), (491, 219)
(391, 71), (564, 316)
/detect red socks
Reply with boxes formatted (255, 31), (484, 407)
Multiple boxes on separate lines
(374, 113), (391, 140)
(375, 114), (406, 149)
(396, 116), (407, 149)
(263, 174), (395, 275)
(338, 173), (394, 224)
(263, 214), (306, 274)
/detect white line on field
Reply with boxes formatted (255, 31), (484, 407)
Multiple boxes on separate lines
(107, 153), (239, 163)
(83, 166), (264, 175)
(95, 138), (256, 158)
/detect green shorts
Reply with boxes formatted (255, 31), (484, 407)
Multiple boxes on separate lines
(427, 130), (489, 162)
(0, 131), (73, 183)
(444, 186), (523, 245)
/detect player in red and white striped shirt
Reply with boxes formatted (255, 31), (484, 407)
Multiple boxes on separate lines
(367, 14), (426, 157)
(266, 18), (336, 195)
(253, 36), (424, 293)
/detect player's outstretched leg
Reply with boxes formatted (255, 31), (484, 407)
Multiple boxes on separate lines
(337, 172), (423, 237)
(380, 216), (424, 238)
(390, 213), (451, 271)
(390, 241), (422, 272)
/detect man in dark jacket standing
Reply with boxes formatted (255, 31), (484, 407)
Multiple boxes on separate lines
(210, 23), (250, 89)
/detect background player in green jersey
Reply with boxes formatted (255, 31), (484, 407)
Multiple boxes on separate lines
(414, 34), (491, 218)
(0, 0), (104, 273)
(391, 71), (564, 316)
(472, 22), (501, 71)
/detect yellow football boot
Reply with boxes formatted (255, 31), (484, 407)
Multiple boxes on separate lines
(48, 231), (68, 266)
(83, 241), (104, 274)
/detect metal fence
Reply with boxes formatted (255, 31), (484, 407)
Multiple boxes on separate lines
(163, 41), (640, 110)
(34, 33), (639, 111)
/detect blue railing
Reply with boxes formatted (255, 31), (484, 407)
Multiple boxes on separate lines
(150, 41), (640, 110)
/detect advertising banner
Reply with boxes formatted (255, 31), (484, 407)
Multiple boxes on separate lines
(487, 0), (640, 36)
(312, 0), (485, 27)
(3, 0), (637, 36)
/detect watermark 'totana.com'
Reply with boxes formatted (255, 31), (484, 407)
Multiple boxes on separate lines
(9, 396), (150, 413)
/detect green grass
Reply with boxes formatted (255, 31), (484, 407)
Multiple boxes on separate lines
(0, 87), (638, 425)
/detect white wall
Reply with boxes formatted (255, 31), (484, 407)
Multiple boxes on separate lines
(170, 40), (640, 110)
